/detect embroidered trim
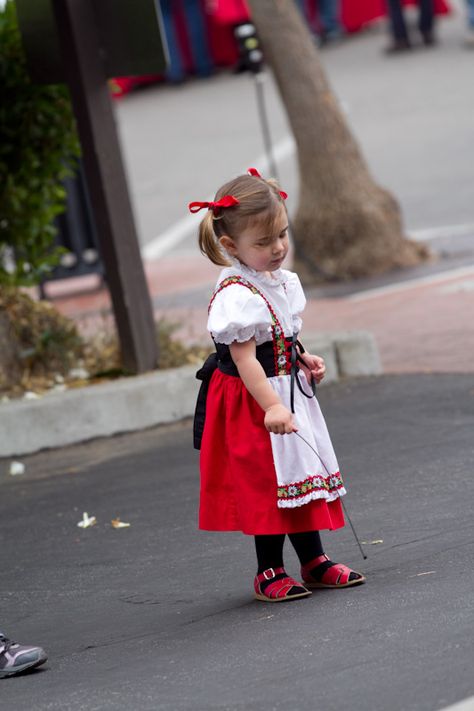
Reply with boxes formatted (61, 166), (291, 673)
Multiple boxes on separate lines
(277, 471), (345, 503)
(209, 276), (290, 376)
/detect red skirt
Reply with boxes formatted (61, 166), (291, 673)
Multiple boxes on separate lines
(199, 370), (345, 535)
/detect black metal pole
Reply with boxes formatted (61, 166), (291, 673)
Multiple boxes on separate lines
(51, 0), (158, 373)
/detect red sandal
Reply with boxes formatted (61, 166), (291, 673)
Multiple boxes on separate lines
(254, 567), (312, 602)
(301, 554), (366, 589)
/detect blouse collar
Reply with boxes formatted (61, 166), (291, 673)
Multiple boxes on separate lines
(231, 258), (287, 287)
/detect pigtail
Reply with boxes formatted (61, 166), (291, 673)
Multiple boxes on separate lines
(198, 211), (231, 267)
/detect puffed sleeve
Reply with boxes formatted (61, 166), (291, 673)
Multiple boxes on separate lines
(207, 285), (273, 345)
(283, 270), (306, 332)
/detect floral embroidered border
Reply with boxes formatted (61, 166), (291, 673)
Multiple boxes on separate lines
(209, 276), (290, 376)
(277, 471), (345, 502)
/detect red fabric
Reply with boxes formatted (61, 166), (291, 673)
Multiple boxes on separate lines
(199, 369), (345, 535)
(205, 16), (239, 65)
(341, 0), (449, 32)
(110, 75), (163, 99)
(209, 0), (250, 25)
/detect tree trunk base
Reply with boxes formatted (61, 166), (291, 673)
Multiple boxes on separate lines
(294, 235), (432, 284)
(292, 186), (432, 283)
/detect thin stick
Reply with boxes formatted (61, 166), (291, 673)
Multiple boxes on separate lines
(340, 499), (367, 560)
(293, 431), (367, 560)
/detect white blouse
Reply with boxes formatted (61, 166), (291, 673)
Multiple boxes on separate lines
(207, 261), (306, 345)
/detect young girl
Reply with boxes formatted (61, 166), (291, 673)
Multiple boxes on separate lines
(189, 169), (365, 602)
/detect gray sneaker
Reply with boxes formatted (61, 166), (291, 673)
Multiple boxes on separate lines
(0, 632), (47, 678)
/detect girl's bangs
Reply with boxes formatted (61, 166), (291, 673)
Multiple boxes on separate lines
(243, 199), (284, 237)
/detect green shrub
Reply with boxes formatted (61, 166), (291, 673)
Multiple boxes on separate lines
(0, 0), (80, 286)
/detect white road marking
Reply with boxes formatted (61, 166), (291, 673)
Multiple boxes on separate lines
(409, 223), (474, 242)
(347, 264), (474, 302)
(142, 136), (296, 261)
(438, 696), (474, 711)
(142, 212), (199, 261)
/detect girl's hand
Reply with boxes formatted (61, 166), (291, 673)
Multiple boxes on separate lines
(299, 353), (326, 384)
(264, 404), (298, 435)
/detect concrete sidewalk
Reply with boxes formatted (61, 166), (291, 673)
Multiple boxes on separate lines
(47, 231), (474, 375)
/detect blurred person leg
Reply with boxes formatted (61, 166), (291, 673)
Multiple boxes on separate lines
(465, 0), (474, 46)
(0, 631), (47, 678)
(182, 0), (214, 77)
(295, 0), (307, 20)
(418, 0), (436, 45)
(385, 0), (412, 51)
(295, 0), (319, 38)
(318, 0), (343, 43)
(161, 0), (186, 83)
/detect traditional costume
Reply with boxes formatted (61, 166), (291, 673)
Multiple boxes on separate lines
(195, 260), (347, 536)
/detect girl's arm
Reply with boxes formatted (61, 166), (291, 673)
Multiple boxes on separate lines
(229, 339), (297, 435)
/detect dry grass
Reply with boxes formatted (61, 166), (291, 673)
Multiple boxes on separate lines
(0, 287), (211, 399)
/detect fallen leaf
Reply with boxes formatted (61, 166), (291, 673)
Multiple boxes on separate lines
(111, 518), (130, 529)
(77, 512), (97, 528)
(9, 461), (25, 476)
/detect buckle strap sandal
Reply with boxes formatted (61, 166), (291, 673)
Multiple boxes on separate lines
(254, 567), (312, 603)
(301, 554), (366, 589)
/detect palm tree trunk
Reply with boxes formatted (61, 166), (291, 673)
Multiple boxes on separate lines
(246, 0), (428, 281)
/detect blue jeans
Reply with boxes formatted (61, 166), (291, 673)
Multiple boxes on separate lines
(296, 0), (342, 37)
(386, 0), (434, 41)
(160, 0), (214, 82)
(467, 0), (474, 28)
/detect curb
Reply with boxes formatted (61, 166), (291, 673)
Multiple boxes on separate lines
(0, 331), (381, 458)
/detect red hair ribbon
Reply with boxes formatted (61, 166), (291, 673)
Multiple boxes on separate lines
(188, 195), (240, 214)
(247, 167), (288, 200)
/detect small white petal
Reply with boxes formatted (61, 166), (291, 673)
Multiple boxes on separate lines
(9, 461), (25, 476)
(77, 512), (97, 528)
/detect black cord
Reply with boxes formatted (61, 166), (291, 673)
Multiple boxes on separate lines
(293, 431), (367, 561)
(289, 350), (367, 561)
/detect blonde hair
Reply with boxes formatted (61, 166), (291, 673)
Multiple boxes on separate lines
(198, 174), (287, 267)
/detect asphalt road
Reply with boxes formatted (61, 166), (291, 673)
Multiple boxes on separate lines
(1, 374), (474, 710)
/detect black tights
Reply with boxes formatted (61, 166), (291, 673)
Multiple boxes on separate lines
(254, 531), (325, 574)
